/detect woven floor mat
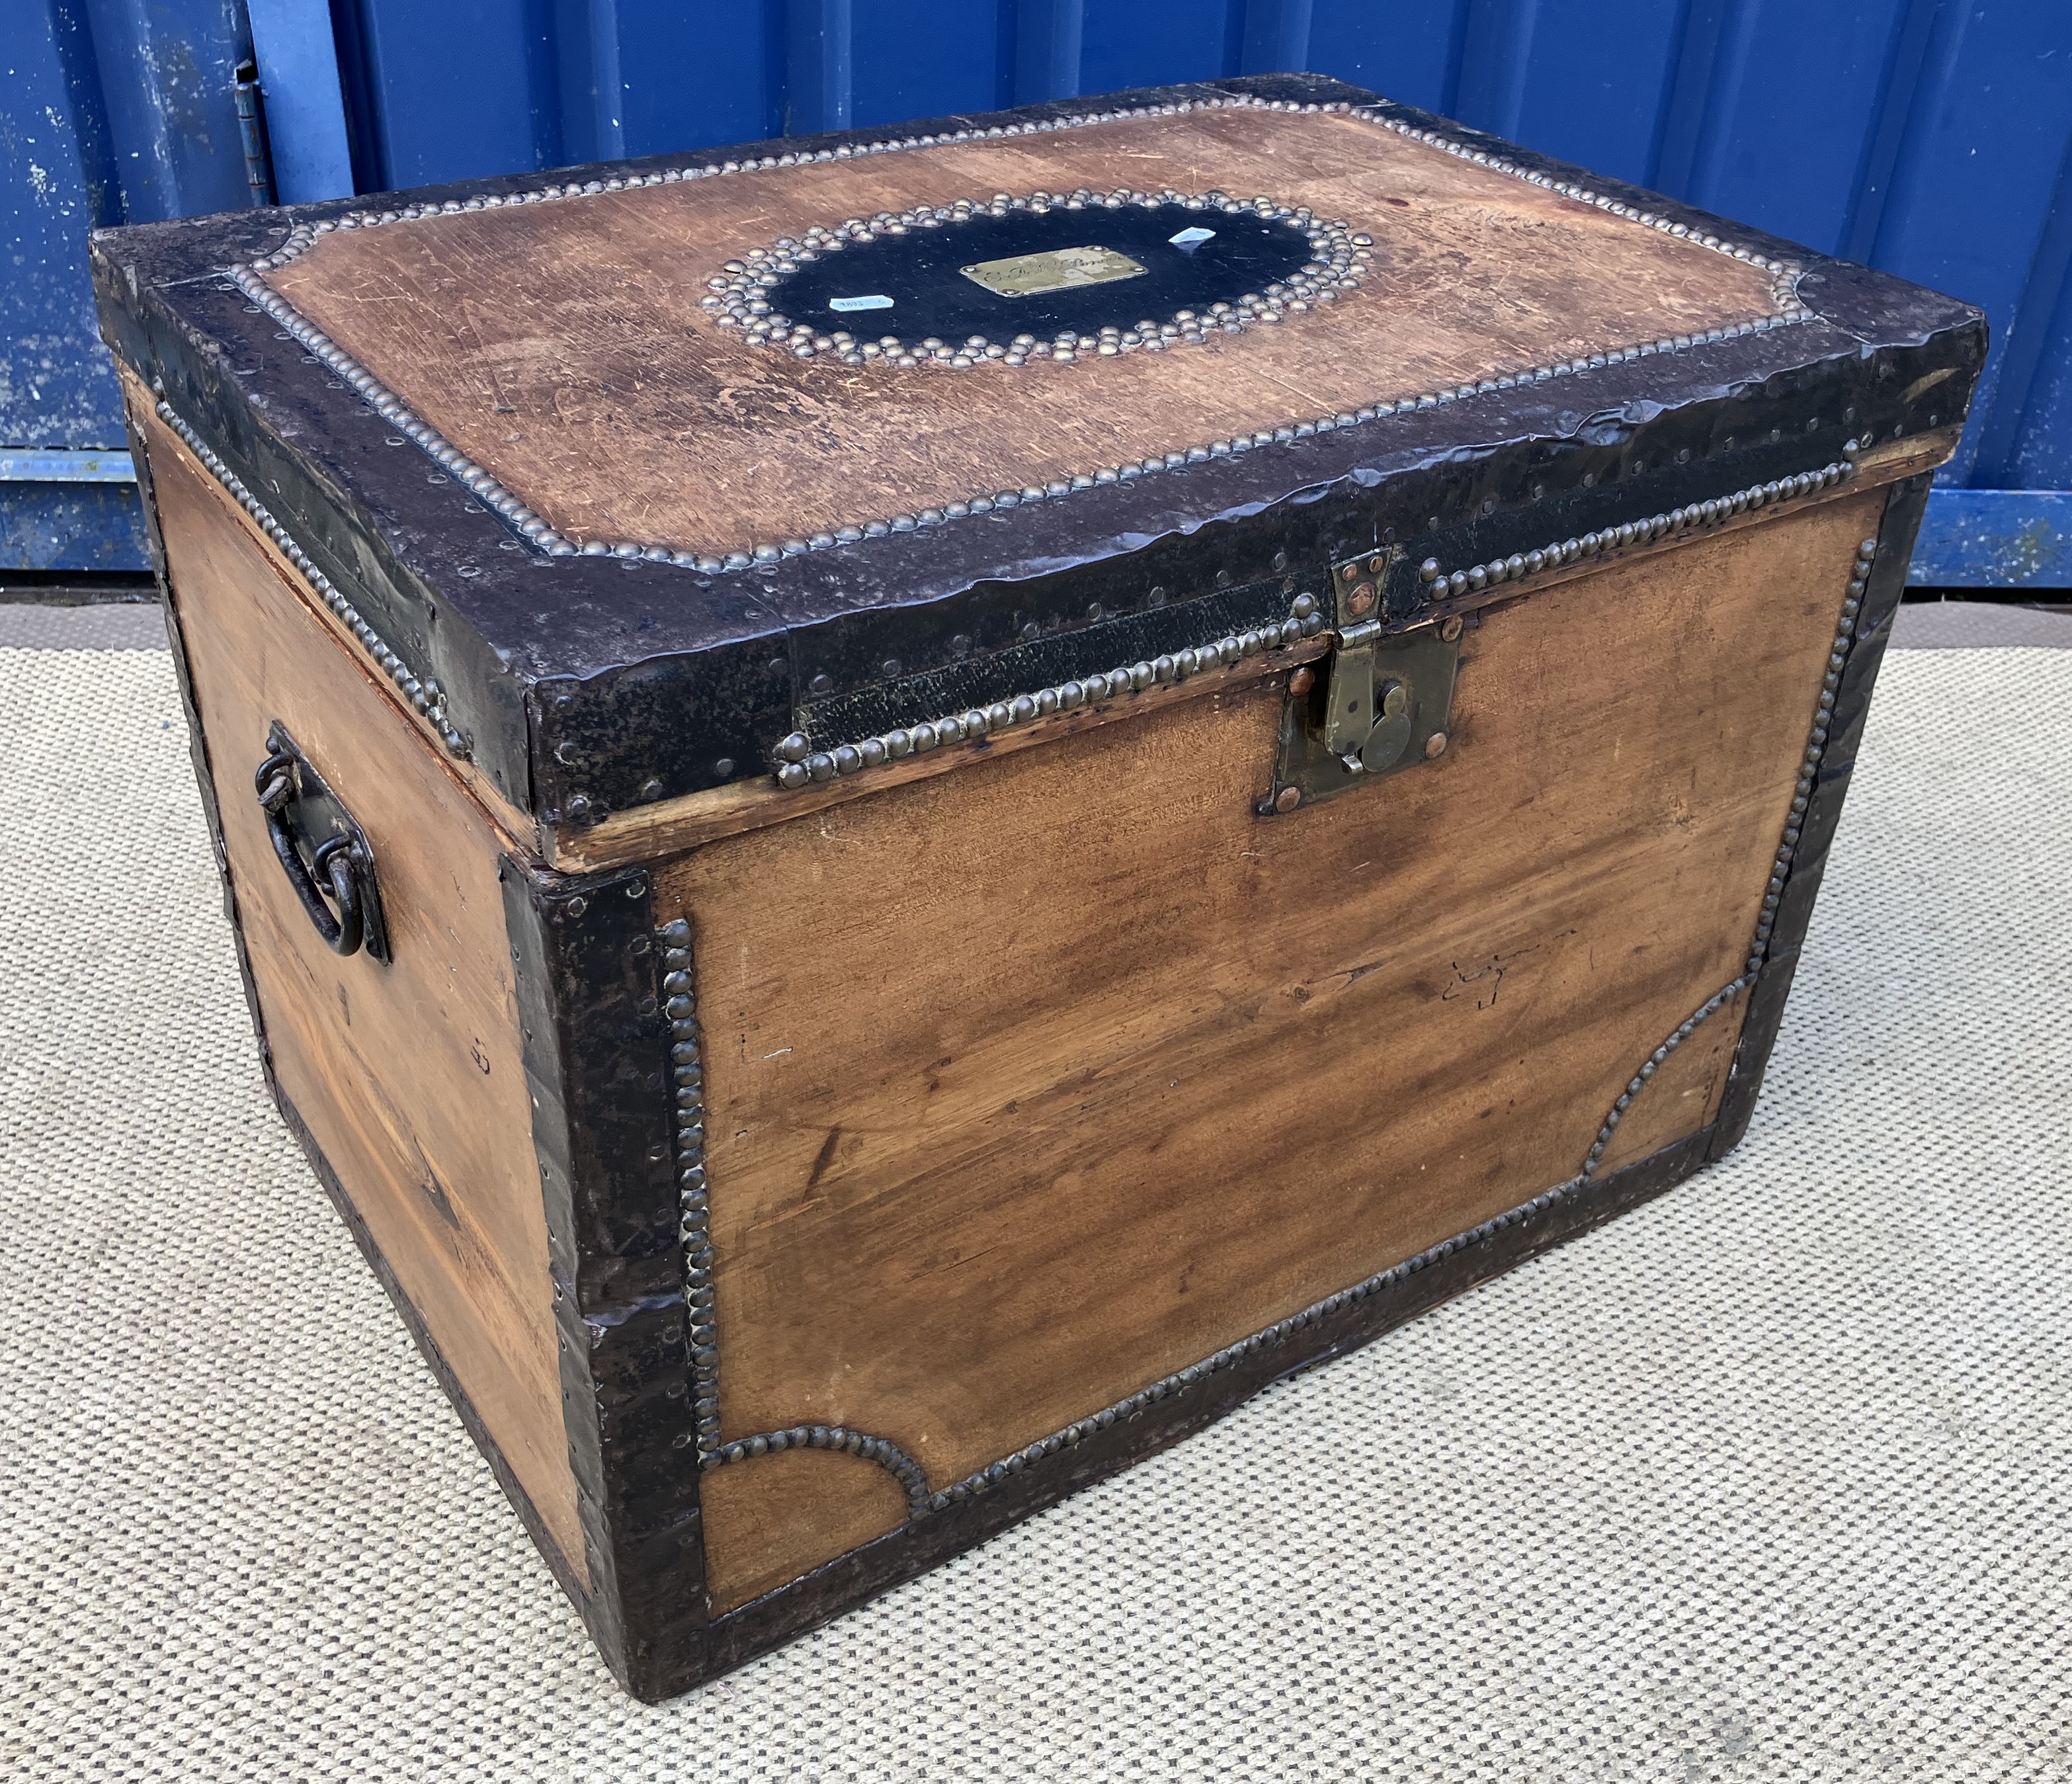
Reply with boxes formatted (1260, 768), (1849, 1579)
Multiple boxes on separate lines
(2, 645), (2067, 1782)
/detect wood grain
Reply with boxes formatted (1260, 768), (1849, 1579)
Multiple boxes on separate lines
(657, 492), (1878, 1590)
(1593, 998), (1745, 1177)
(143, 406), (586, 1580)
(267, 105), (1784, 560)
(698, 1451), (911, 1615)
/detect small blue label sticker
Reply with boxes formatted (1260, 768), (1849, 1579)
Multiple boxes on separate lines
(829, 294), (895, 312)
(1169, 227), (1216, 249)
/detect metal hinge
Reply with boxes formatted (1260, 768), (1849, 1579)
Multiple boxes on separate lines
(233, 60), (277, 208)
(1263, 548), (1461, 815)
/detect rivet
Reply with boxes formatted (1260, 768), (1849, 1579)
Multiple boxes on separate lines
(1274, 785), (1302, 814)
(1348, 582), (1377, 617)
(1424, 732), (1449, 759)
(1440, 616), (1464, 642)
(1288, 665), (1315, 697)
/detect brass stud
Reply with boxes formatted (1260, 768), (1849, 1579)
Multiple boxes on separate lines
(1275, 785), (1302, 813)
(1424, 732), (1449, 759)
(1348, 582), (1377, 617)
(1288, 665), (1315, 697)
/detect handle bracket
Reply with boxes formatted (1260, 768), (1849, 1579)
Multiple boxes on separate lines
(253, 722), (389, 962)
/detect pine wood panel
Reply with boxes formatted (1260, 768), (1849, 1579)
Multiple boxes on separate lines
(698, 1449), (911, 1615)
(659, 493), (1878, 1595)
(267, 105), (1783, 560)
(144, 407), (586, 1580)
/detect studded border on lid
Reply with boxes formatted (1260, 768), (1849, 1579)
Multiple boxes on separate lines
(223, 92), (1811, 575)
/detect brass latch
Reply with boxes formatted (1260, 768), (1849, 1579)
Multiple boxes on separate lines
(1263, 550), (1461, 814)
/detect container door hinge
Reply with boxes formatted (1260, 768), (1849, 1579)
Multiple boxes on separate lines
(1263, 550), (1460, 814)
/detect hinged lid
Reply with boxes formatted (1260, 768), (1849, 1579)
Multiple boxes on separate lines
(93, 73), (1981, 859)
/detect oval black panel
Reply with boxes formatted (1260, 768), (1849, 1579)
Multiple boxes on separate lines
(768, 203), (1315, 346)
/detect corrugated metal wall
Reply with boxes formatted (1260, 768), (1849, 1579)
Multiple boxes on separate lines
(9, 0), (2071, 582)
(4, 0), (261, 570)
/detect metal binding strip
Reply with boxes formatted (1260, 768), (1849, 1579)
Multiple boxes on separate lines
(225, 92), (1809, 573)
(771, 595), (1331, 789)
(655, 916), (722, 1463)
(152, 396), (470, 758)
(712, 188), (1369, 368)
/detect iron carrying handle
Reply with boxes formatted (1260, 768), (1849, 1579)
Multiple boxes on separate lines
(255, 750), (364, 956)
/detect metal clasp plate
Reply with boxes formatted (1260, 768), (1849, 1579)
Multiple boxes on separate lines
(1263, 548), (1460, 815)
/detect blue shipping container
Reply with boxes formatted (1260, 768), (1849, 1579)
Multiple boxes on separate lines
(6, 0), (2069, 584)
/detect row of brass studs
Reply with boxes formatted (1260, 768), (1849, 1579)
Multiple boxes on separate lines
(702, 1424), (933, 1511)
(153, 396), (469, 757)
(1578, 529), (1880, 1177)
(773, 452), (1859, 794)
(773, 596), (1331, 788)
(230, 93), (1809, 573)
(709, 189), (1368, 364)
(1418, 455), (1858, 600)
(1581, 978), (1757, 1178)
(655, 916), (722, 1463)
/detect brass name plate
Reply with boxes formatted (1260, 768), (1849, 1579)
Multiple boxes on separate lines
(958, 245), (1147, 298)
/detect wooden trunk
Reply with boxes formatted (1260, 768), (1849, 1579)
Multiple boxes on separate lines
(94, 74), (1980, 1699)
